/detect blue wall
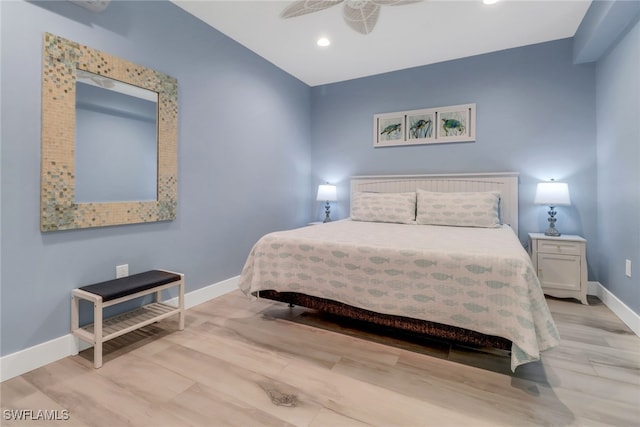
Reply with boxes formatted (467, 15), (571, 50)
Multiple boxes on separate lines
(0, 0), (311, 356)
(595, 18), (640, 314)
(310, 39), (597, 263)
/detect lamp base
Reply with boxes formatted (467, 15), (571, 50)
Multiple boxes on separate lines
(544, 205), (561, 236)
(544, 227), (561, 237)
(323, 201), (332, 223)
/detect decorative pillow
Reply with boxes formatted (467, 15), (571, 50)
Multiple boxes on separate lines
(416, 190), (501, 228)
(351, 192), (416, 224)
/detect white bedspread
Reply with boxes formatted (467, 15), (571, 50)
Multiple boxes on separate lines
(239, 220), (560, 370)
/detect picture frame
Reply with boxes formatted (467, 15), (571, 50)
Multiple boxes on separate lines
(436, 104), (475, 142)
(374, 112), (405, 146)
(373, 103), (475, 147)
(406, 108), (436, 144)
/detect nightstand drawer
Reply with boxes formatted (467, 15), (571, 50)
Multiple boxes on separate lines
(536, 240), (581, 256)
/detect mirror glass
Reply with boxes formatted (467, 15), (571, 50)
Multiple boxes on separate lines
(75, 70), (158, 203)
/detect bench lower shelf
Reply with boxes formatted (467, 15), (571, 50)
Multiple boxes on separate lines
(74, 302), (180, 344)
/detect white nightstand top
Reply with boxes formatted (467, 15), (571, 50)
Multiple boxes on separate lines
(528, 233), (586, 243)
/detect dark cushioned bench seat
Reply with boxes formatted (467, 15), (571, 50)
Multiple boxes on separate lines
(79, 270), (182, 302)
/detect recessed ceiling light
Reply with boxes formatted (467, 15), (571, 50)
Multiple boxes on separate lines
(483, 0), (499, 4)
(317, 37), (331, 47)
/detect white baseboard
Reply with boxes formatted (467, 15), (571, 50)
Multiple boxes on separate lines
(588, 281), (640, 337)
(167, 275), (239, 309)
(0, 335), (78, 383)
(0, 276), (239, 383)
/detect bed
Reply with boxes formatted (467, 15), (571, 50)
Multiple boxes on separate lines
(238, 173), (560, 370)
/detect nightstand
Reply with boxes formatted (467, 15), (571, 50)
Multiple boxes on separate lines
(528, 233), (588, 305)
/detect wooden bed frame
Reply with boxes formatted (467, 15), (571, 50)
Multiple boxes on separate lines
(257, 172), (520, 351)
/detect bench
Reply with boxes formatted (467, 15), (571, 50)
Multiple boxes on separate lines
(71, 269), (184, 368)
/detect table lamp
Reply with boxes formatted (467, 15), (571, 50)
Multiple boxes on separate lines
(534, 179), (571, 236)
(316, 184), (337, 223)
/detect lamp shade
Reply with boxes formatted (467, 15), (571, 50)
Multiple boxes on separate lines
(316, 184), (337, 202)
(534, 181), (571, 206)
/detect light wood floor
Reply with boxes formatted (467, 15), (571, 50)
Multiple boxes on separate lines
(2, 291), (639, 426)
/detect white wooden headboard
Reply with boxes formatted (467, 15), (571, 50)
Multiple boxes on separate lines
(350, 172), (520, 233)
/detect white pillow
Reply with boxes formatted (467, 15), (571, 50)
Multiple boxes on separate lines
(416, 190), (501, 228)
(351, 192), (416, 224)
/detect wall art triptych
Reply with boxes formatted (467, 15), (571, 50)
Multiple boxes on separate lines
(374, 103), (476, 147)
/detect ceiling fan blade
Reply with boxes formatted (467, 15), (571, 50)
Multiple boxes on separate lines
(281, 0), (344, 18)
(371, 0), (422, 5)
(343, 1), (380, 34)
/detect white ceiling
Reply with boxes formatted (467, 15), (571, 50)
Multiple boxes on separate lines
(172, 0), (592, 86)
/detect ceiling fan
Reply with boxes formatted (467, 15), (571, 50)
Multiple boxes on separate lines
(281, 0), (423, 35)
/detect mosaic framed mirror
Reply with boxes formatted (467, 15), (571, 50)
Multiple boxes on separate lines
(41, 33), (178, 231)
